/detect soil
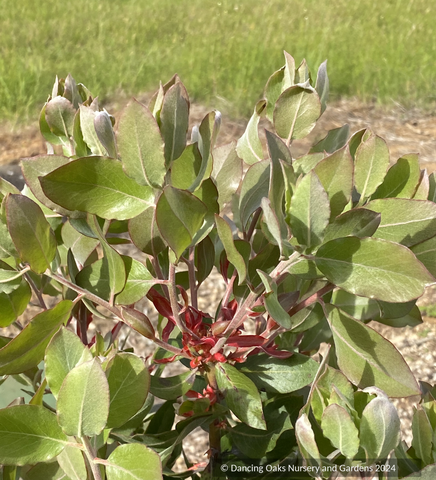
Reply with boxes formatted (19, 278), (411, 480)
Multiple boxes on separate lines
(2, 96), (436, 470)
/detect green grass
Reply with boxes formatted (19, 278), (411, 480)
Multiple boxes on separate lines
(0, 0), (435, 122)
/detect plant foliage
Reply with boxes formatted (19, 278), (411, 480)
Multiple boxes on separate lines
(1, 54), (436, 479)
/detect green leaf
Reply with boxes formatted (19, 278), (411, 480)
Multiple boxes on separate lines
(229, 410), (291, 459)
(321, 404), (359, 458)
(411, 236), (436, 277)
(274, 86), (321, 142)
(411, 406), (433, 465)
(327, 306), (420, 396)
(106, 353), (150, 428)
(57, 444), (87, 480)
(79, 105), (107, 156)
(360, 395), (400, 460)
(0, 301), (72, 375)
(239, 160), (270, 229)
(215, 215), (247, 284)
(331, 289), (380, 322)
(264, 51), (295, 121)
(257, 269), (292, 327)
(0, 177), (20, 196)
(120, 307), (155, 340)
(0, 221), (18, 258)
(73, 109), (91, 158)
(295, 413), (322, 465)
(0, 405), (68, 465)
(21, 155), (72, 215)
(314, 146), (353, 219)
(40, 157), (154, 221)
(115, 256), (155, 305)
(290, 171), (330, 248)
(354, 135), (389, 201)
(45, 326), (93, 398)
(94, 110), (117, 159)
(118, 99), (166, 188)
(22, 461), (68, 480)
(170, 143), (203, 190)
(311, 366), (354, 423)
(88, 214), (126, 299)
(156, 186), (207, 258)
(316, 237), (433, 302)
(237, 353), (318, 394)
(105, 443), (162, 480)
(315, 60), (329, 114)
(323, 208), (381, 243)
(215, 362), (266, 430)
(211, 142), (243, 209)
(160, 82), (189, 165)
(129, 206), (166, 256)
(236, 100), (266, 165)
(194, 236), (215, 285)
(365, 198), (436, 247)
(6, 194), (57, 274)
(293, 152), (324, 175)
(61, 221), (99, 265)
(372, 154), (421, 199)
(39, 102), (64, 146)
(64, 74), (80, 108)
(0, 280), (31, 327)
(149, 371), (195, 400)
(57, 358), (110, 437)
(310, 125), (349, 154)
(45, 96), (75, 138)
(76, 258), (111, 301)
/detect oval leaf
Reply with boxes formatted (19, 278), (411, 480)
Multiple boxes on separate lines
(215, 215), (247, 284)
(239, 160), (270, 229)
(236, 101), (265, 165)
(0, 300), (73, 376)
(237, 353), (318, 394)
(323, 208), (381, 243)
(57, 444), (88, 480)
(57, 359), (110, 437)
(372, 154), (421, 199)
(105, 443), (162, 480)
(290, 171), (330, 248)
(314, 146), (353, 219)
(118, 99), (166, 188)
(211, 142), (243, 209)
(321, 404), (359, 458)
(115, 257), (155, 305)
(160, 82), (189, 165)
(155, 186), (207, 258)
(6, 194), (57, 274)
(215, 362), (266, 430)
(354, 135), (389, 200)
(274, 86), (321, 142)
(40, 157), (154, 220)
(366, 198), (436, 247)
(150, 371), (195, 400)
(360, 395), (401, 460)
(315, 237), (434, 302)
(0, 405), (68, 465)
(106, 353), (150, 428)
(328, 306), (420, 397)
(45, 326), (93, 398)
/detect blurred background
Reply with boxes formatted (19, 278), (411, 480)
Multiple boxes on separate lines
(0, 0), (435, 123)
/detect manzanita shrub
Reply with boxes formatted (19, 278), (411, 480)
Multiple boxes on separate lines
(1, 52), (436, 480)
